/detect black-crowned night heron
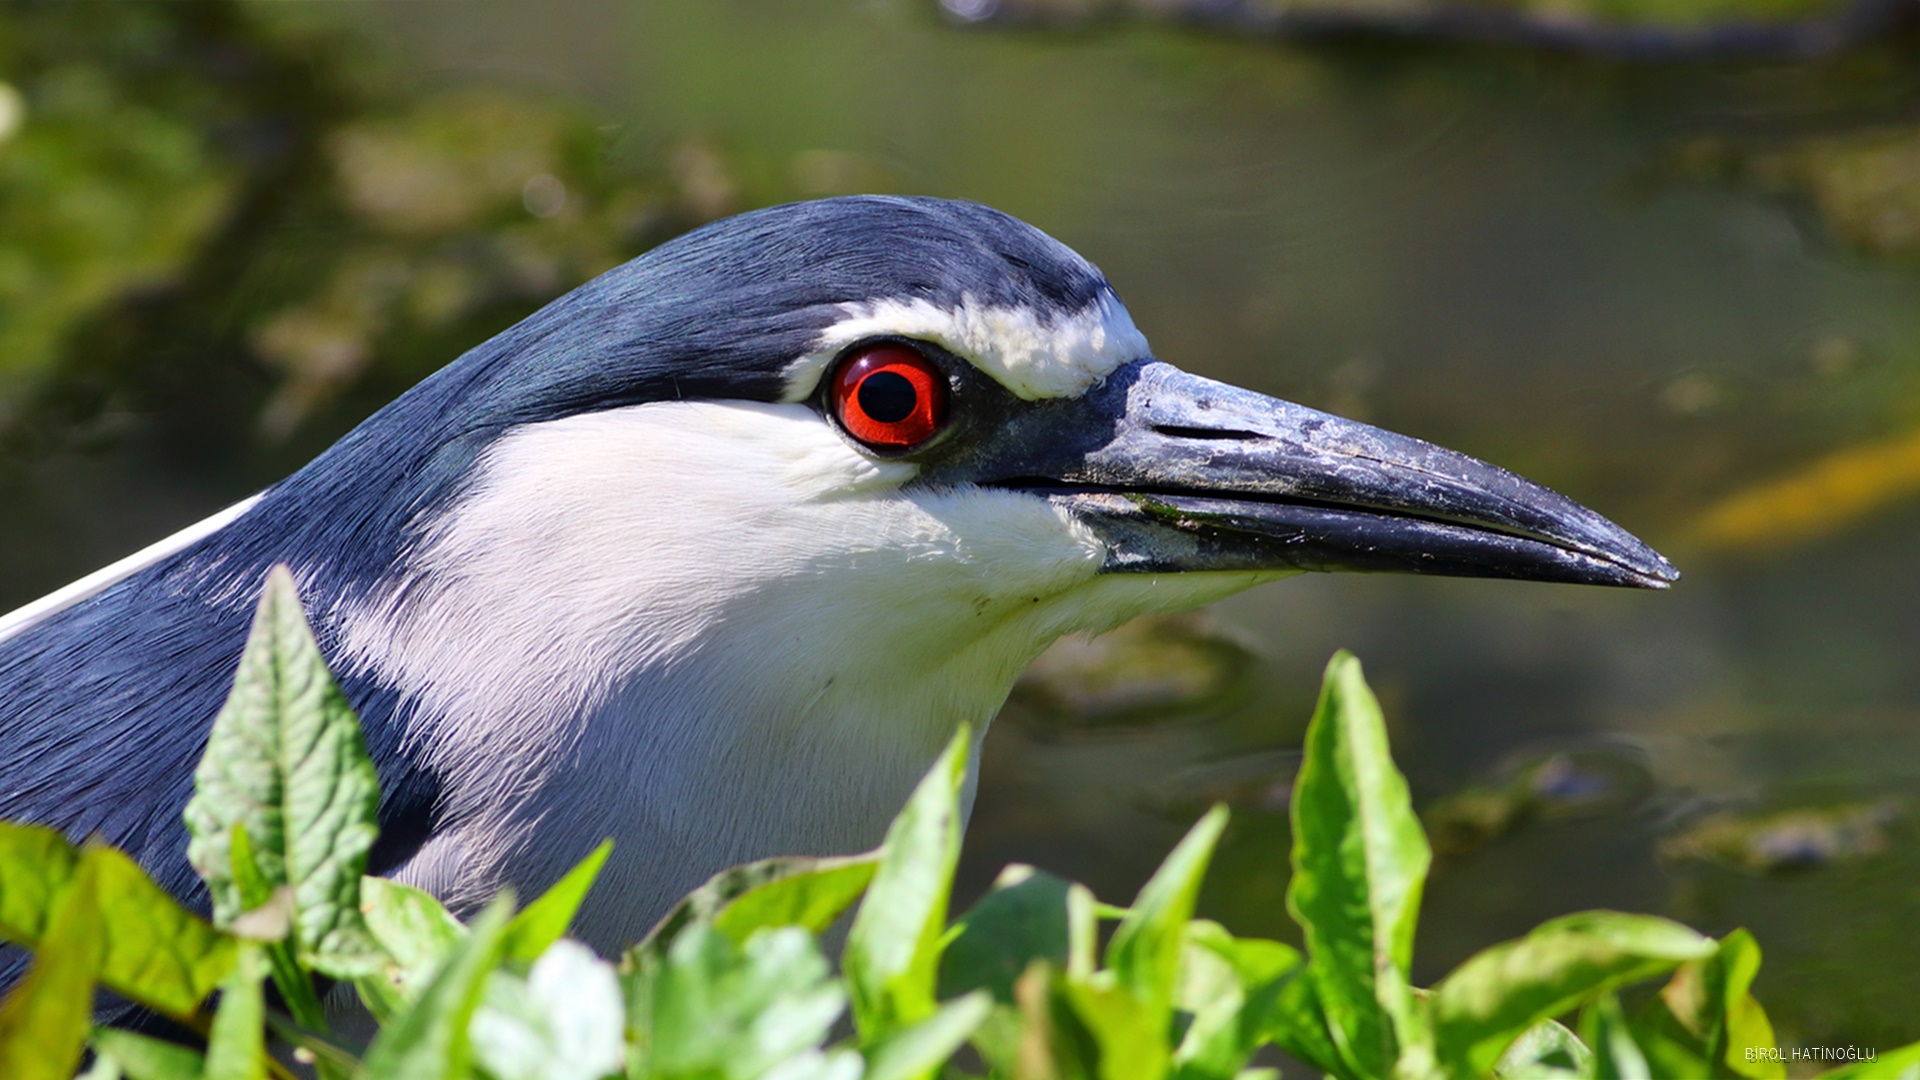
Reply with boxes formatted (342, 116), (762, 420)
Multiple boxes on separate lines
(0, 196), (1675, 986)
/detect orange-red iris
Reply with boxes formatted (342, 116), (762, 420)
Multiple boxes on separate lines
(831, 345), (949, 449)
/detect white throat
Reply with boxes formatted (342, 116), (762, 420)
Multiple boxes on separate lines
(333, 400), (1264, 947)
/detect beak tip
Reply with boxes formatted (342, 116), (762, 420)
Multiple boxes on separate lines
(1622, 547), (1680, 590)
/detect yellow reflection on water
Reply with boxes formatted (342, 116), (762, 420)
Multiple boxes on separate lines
(1689, 426), (1920, 554)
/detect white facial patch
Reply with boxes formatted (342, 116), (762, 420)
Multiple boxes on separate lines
(329, 401), (1138, 924)
(782, 290), (1150, 403)
(327, 391), (1283, 944)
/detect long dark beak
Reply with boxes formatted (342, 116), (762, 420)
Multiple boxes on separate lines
(954, 360), (1677, 588)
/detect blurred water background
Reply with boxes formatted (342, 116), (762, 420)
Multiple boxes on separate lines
(2, 0), (1918, 1055)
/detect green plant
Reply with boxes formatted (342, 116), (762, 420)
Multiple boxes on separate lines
(0, 568), (1914, 1078)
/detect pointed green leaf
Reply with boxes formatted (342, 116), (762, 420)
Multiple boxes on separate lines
(765, 1050), (867, 1080)
(1256, 967), (1347, 1080)
(90, 1028), (208, 1080)
(359, 893), (514, 1080)
(1066, 883), (1099, 983)
(1108, 805), (1228, 1030)
(234, 815), (324, 1038)
(640, 848), (879, 958)
(503, 840), (612, 963)
(183, 565), (384, 978)
(0, 823), (79, 948)
(1432, 911), (1713, 1076)
(0, 849), (105, 1080)
(1642, 929), (1781, 1079)
(1492, 1019), (1591, 1079)
(940, 864), (1077, 1005)
(634, 924), (845, 1080)
(260, 1015), (362, 1076)
(75, 843), (235, 1021)
(357, 876), (468, 1019)
(713, 853), (876, 945)
(0, 828), (233, 1021)
(864, 991), (992, 1080)
(844, 726), (970, 1041)
(1629, 1007), (1711, 1080)
(1287, 652), (1431, 1076)
(361, 878), (467, 964)
(1063, 973), (1165, 1080)
(203, 943), (268, 1080)
(1580, 995), (1650, 1080)
(1174, 920), (1303, 1078)
(470, 939), (626, 1080)
(991, 961), (1100, 1080)
(949, 877), (1099, 1077)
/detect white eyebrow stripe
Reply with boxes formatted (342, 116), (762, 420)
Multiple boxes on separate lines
(781, 290), (1150, 403)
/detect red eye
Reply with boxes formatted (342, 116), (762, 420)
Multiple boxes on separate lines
(830, 345), (950, 450)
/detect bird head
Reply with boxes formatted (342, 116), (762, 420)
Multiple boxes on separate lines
(0, 195), (1676, 938)
(275, 196), (1674, 907)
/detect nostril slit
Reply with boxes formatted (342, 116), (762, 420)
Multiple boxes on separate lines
(1152, 424), (1268, 441)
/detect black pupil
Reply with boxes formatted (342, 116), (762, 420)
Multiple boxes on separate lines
(857, 370), (918, 424)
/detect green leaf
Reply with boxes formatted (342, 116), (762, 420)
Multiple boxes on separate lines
(844, 726), (970, 1041)
(1061, 974), (1164, 1080)
(203, 943), (268, 1080)
(940, 864), (1077, 1005)
(76, 1057), (121, 1080)
(503, 840), (613, 963)
(1629, 1009), (1710, 1080)
(1286, 651), (1431, 1077)
(863, 991), (992, 1080)
(996, 961), (1100, 1080)
(1065, 880), (1100, 982)
(1108, 805), (1228, 1029)
(1492, 1019), (1591, 1079)
(0, 848), (105, 1080)
(1180, 923), (1302, 998)
(234, 820), (325, 1039)
(471, 939), (626, 1080)
(359, 893), (515, 1080)
(89, 1028), (208, 1080)
(1641, 929), (1781, 1079)
(1255, 967), (1346, 1079)
(0, 822), (79, 948)
(260, 1016), (361, 1076)
(1174, 920), (1303, 1079)
(1431, 911), (1714, 1076)
(634, 924), (845, 1080)
(357, 876), (469, 1019)
(713, 854), (876, 945)
(0, 827), (234, 1021)
(182, 565), (384, 978)
(639, 849), (879, 958)
(947, 873), (1099, 1077)
(1580, 995), (1650, 1080)
(749, 1050), (865, 1080)
(88, 844), (239, 1021)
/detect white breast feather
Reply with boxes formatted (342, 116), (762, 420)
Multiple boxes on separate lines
(333, 400), (1264, 944)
